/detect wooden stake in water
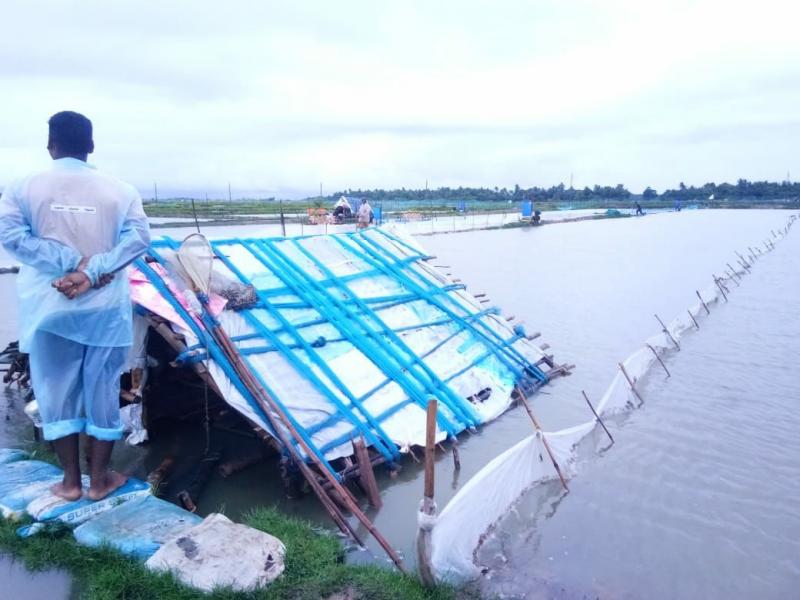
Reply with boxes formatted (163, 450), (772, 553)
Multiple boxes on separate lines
(654, 314), (680, 350)
(646, 344), (671, 377)
(687, 310), (700, 330)
(516, 387), (569, 492)
(714, 277), (728, 302)
(735, 251), (751, 270)
(416, 399), (438, 587)
(725, 269), (741, 287)
(696, 290), (711, 315)
(727, 263), (743, 280)
(618, 362), (644, 407)
(581, 390), (614, 445)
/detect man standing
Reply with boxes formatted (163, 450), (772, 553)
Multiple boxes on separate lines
(0, 111), (150, 500)
(357, 199), (372, 230)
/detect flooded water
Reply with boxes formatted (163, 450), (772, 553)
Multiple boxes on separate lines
(0, 209), (797, 598)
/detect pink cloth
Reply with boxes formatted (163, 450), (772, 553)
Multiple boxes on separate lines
(129, 264), (227, 330)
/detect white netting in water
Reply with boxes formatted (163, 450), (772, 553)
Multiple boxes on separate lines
(431, 212), (798, 583)
(430, 284), (726, 582)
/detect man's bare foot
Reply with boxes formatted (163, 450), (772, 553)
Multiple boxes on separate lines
(51, 481), (83, 501)
(88, 471), (128, 501)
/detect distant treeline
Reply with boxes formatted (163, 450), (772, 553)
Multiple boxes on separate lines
(325, 179), (800, 203)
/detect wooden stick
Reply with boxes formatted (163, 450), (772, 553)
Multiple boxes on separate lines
(714, 277), (729, 301)
(725, 270), (740, 287)
(581, 390), (613, 445)
(213, 325), (374, 555)
(424, 399), (437, 500)
(353, 437), (382, 509)
(687, 310), (700, 330)
(654, 314), (680, 350)
(646, 344), (671, 377)
(451, 442), (461, 471)
(218, 451), (265, 478)
(618, 362), (644, 407)
(695, 291), (710, 315)
(726, 263), (742, 280)
(146, 456), (176, 490)
(735, 251), (751, 270)
(416, 399), (438, 587)
(516, 387), (569, 491)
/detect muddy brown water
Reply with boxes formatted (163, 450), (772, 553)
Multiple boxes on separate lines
(0, 209), (797, 598)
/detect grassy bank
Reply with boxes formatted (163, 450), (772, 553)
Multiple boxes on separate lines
(0, 506), (462, 600)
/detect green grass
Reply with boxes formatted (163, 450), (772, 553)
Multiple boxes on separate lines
(0, 506), (463, 600)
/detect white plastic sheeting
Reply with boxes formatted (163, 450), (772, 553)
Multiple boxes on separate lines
(430, 284), (725, 583)
(147, 224), (550, 462)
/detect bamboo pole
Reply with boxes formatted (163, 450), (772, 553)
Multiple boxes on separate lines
(725, 269), (741, 287)
(654, 314), (680, 350)
(581, 390), (613, 445)
(164, 248), (386, 561)
(618, 362), (644, 407)
(687, 310), (700, 330)
(424, 400), (437, 500)
(695, 291), (710, 315)
(735, 251), (751, 270)
(353, 437), (382, 508)
(645, 344), (671, 377)
(416, 399), (438, 587)
(726, 263), (742, 280)
(714, 277), (728, 302)
(212, 324), (406, 570)
(516, 387), (569, 491)
(451, 442), (461, 471)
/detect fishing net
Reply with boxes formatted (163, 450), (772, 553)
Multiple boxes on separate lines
(430, 284), (724, 583)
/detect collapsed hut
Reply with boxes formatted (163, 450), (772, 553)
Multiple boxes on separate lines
(4, 225), (570, 515)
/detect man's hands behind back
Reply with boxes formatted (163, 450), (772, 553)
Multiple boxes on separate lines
(52, 257), (115, 299)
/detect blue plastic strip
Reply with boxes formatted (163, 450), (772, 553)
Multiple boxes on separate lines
(242, 238), (469, 433)
(201, 240), (401, 463)
(266, 237), (480, 428)
(286, 238), (481, 425)
(343, 230), (548, 383)
(138, 255), (342, 477)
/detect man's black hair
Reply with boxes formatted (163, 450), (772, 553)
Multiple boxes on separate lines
(48, 111), (93, 155)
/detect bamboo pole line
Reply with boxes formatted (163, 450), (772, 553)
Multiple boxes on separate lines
(515, 387), (569, 492)
(695, 291), (711, 315)
(687, 310), (700, 330)
(618, 362), (644, 407)
(645, 344), (671, 378)
(654, 314), (680, 350)
(581, 390), (614, 445)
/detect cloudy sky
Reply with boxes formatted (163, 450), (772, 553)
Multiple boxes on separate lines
(1, 0), (798, 198)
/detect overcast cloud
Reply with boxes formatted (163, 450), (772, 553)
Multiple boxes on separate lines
(1, 0), (798, 198)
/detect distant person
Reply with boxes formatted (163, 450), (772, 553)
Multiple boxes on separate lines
(357, 199), (372, 229)
(332, 196), (352, 222)
(674, 199), (682, 212)
(0, 111), (151, 501)
(635, 202), (644, 216)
